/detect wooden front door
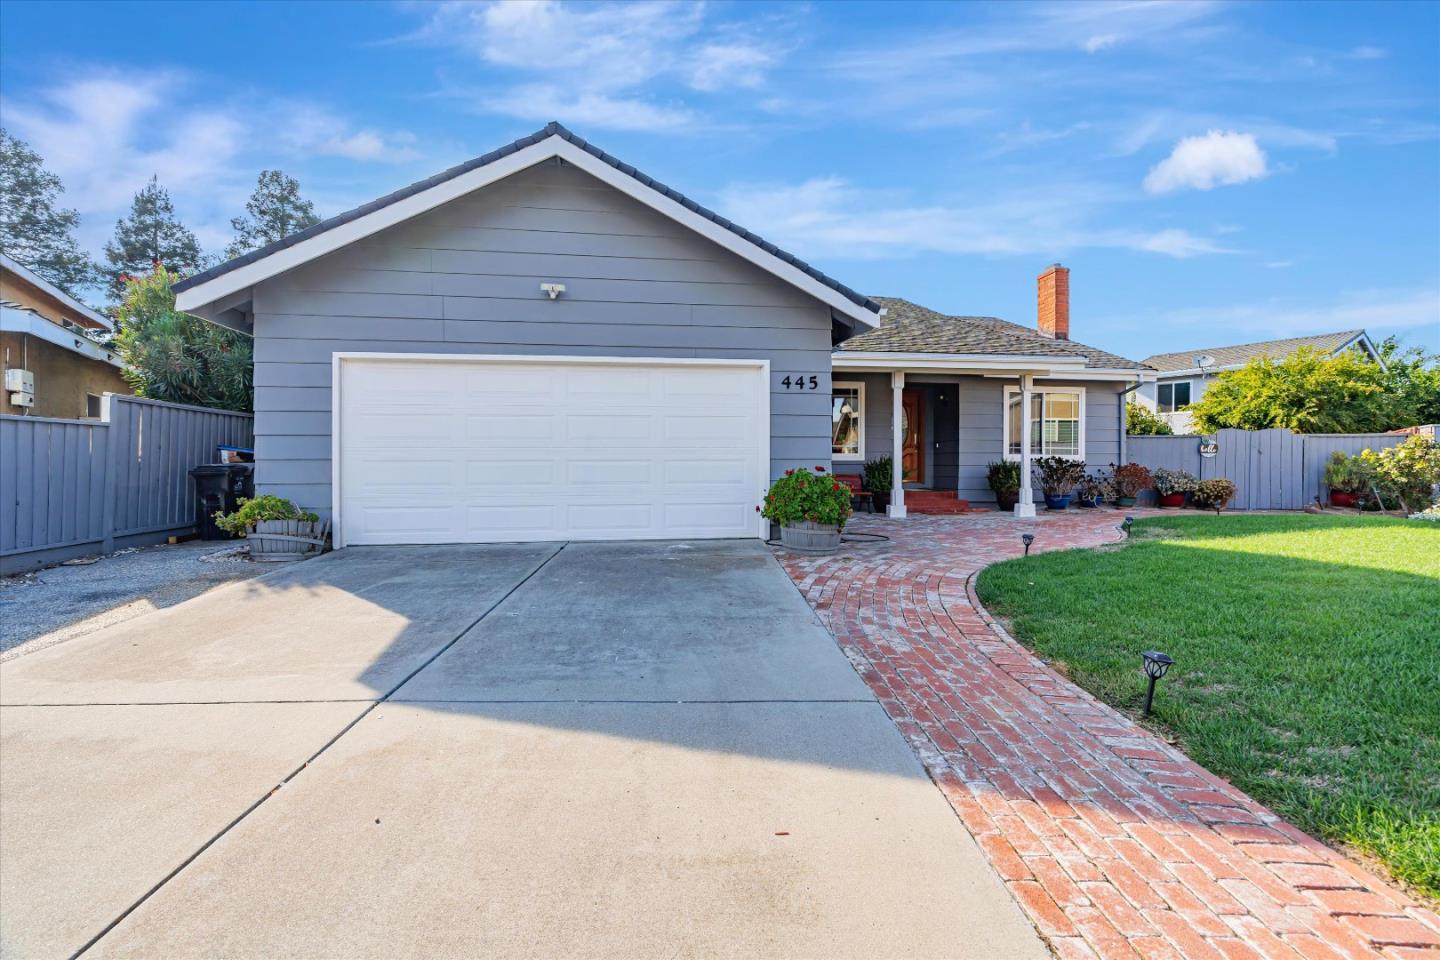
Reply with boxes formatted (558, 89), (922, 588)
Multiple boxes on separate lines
(902, 388), (925, 485)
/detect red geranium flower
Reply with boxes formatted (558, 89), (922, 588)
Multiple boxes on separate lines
(784, 469), (795, 476)
(815, 465), (826, 472)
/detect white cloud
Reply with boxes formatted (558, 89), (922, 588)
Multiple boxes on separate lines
(410, 0), (784, 130)
(1158, 288), (1440, 339)
(1143, 130), (1268, 194)
(1346, 45), (1388, 60)
(276, 105), (422, 162)
(1084, 33), (1120, 53)
(716, 176), (1232, 261)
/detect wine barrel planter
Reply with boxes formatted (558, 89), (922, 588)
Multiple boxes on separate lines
(778, 521), (842, 554)
(248, 519), (330, 562)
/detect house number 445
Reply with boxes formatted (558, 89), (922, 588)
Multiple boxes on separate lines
(781, 375), (819, 390)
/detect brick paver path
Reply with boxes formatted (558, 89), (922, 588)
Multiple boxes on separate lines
(778, 511), (1439, 959)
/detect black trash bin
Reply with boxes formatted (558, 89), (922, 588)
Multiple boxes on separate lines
(227, 462), (255, 503)
(191, 465), (231, 540)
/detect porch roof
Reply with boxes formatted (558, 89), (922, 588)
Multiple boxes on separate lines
(837, 297), (1151, 372)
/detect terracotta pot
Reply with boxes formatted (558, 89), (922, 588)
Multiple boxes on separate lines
(1158, 493), (1186, 508)
(1329, 491), (1356, 508)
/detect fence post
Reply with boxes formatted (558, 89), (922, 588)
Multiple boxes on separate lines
(99, 394), (120, 554)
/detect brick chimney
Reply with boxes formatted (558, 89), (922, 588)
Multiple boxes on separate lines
(1038, 263), (1070, 340)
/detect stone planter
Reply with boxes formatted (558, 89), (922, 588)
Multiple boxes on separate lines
(870, 491), (891, 513)
(994, 489), (1019, 512)
(778, 521), (842, 554)
(248, 519), (329, 562)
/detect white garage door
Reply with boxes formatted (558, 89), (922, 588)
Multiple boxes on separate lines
(335, 356), (769, 546)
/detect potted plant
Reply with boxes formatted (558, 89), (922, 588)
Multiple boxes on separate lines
(215, 495), (327, 562)
(1109, 462), (1152, 508)
(986, 460), (1022, 511)
(760, 466), (853, 553)
(1152, 468), (1199, 508)
(1323, 452), (1360, 507)
(1075, 473), (1107, 508)
(862, 456), (894, 513)
(1034, 456), (1086, 510)
(1191, 478), (1237, 513)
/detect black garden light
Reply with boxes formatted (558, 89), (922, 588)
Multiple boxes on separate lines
(1122, 515), (1135, 538)
(1141, 650), (1175, 717)
(1021, 533), (1035, 556)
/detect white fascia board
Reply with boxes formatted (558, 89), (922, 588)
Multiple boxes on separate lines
(0, 306), (124, 367)
(176, 135), (881, 330)
(0, 252), (111, 329)
(1034, 369), (1157, 383)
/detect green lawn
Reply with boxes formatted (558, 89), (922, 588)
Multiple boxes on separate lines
(975, 514), (1439, 899)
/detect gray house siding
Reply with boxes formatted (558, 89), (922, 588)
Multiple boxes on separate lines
(247, 161), (835, 519)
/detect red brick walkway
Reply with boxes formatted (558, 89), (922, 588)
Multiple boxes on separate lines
(777, 511), (1438, 960)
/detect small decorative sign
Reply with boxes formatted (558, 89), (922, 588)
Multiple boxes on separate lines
(1199, 437), (1219, 458)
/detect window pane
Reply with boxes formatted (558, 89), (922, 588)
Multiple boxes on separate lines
(1173, 382), (1191, 408)
(1031, 394), (1043, 455)
(832, 388), (861, 455)
(1007, 392), (1023, 455)
(1158, 383), (1173, 412)
(1041, 391), (1080, 457)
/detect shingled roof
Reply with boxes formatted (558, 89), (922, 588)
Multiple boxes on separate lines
(1141, 330), (1370, 373)
(173, 122), (882, 319)
(838, 297), (1149, 370)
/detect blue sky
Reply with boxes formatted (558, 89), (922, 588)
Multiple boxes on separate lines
(2, 0), (1437, 358)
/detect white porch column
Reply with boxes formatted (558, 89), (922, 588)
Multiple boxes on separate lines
(888, 371), (906, 518)
(1014, 374), (1037, 518)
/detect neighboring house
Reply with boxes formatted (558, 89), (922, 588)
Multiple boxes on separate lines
(0, 254), (129, 419)
(173, 123), (1152, 546)
(1136, 330), (1380, 433)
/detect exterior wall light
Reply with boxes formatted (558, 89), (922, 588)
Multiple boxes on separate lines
(1141, 650), (1175, 717)
(1021, 533), (1034, 556)
(540, 283), (566, 300)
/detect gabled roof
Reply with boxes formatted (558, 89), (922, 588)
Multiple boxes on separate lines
(173, 122), (882, 329)
(0, 253), (111, 330)
(838, 297), (1149, 371)
(1142, 330), (1372, 373)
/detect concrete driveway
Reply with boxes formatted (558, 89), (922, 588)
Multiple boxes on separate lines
(0, 541), (1044, 959)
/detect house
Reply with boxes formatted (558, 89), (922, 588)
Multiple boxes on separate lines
(1136, 330), (1380, 433)
(173, 123), (1152, 546)
(0, 254), (129, 418)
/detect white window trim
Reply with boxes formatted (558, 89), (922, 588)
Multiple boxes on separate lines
(1157, 378), (1194, 414)
(832, 380), (866, 462)
(1002, 385), (1086, 461)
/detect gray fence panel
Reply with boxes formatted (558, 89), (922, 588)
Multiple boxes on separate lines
(0, 395), (252, 574)
(1127, 428), (1410, 511)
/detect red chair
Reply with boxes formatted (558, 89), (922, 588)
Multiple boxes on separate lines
(837, 474), (874, 513)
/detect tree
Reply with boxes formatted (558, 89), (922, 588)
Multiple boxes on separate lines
(0, 128), (97, 294)
(1375, 336), (1440, 427)
(1126, 402), (1173, 435)
(226, 170), (320, 260)
(113, 264), (252, 411)
(103, 176), (204, 299)
(1189, 348), (1401, 434)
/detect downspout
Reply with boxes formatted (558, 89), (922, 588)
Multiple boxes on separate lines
(1119, 379), (1143, 464)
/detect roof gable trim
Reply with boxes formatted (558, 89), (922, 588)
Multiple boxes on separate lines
(174, 131), (880, 329)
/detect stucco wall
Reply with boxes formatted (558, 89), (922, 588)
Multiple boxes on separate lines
(247, 159), (838, 519)
(0, 333), (131, 419)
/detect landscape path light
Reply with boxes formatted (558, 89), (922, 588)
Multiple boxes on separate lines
(1141, 650), (1175, 717)
(1021, 533), (1034, 557)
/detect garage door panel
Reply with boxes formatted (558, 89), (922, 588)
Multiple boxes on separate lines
(340, 358), (766, 545)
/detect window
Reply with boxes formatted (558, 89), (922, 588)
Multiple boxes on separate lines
(85, 393), (102, 419)
(1157, 381), (1192, 413)
(1004, 387), (1084, 459)
(832, 382), (864, 460)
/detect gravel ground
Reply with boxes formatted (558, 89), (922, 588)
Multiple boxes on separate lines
(0, 541), (267, 660)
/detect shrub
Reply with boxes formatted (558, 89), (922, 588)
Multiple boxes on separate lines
(1078, 473), (1108, 501)
(986, 460), (1021, 495)
(1360, 435), (1440, 513)
(1109, 462), (1153, 498)
(1408, 502), (1440, 521)
(1126, 402), (1173, 436)
(761, 466), (853, 531)
(1034, 457), (1087, 497)
(1152, 468), (1199, 496)
(214, 495), (318, 536)
(1191, 478), (1237, 510)
(862, 456), (894, 494)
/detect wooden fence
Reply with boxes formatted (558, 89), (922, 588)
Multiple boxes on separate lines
(0, 395), (253, 574)
(1127, 428), (1406, 510)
